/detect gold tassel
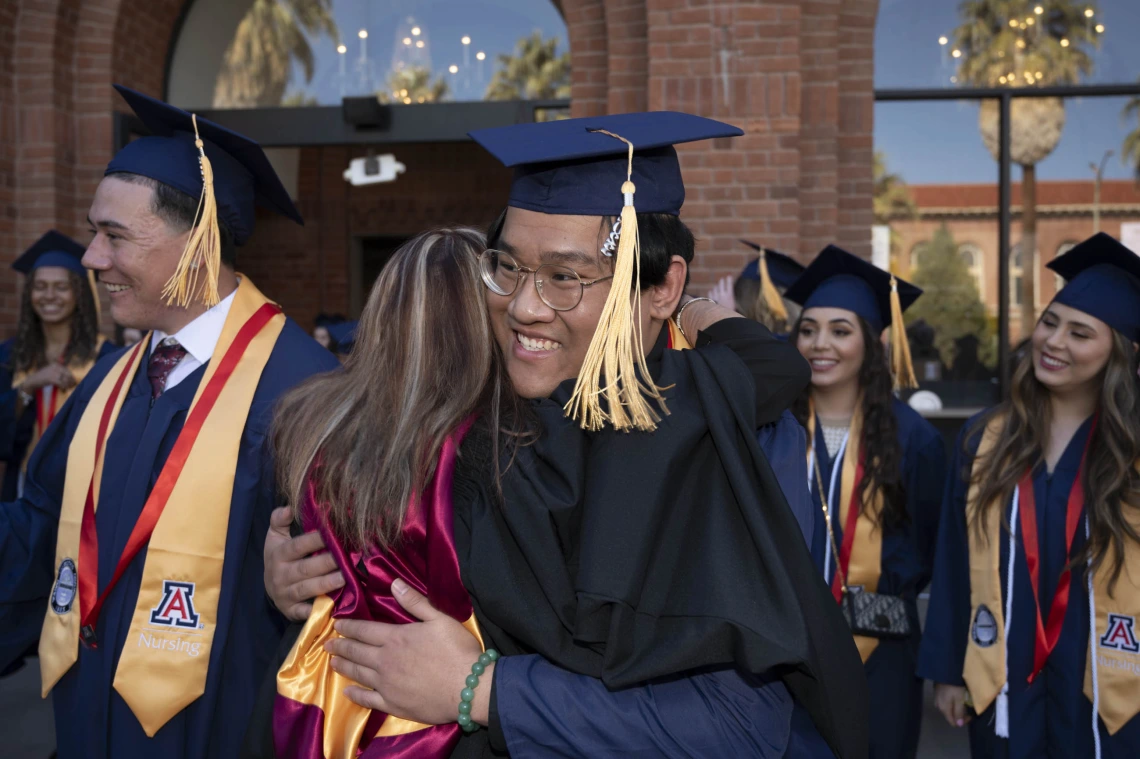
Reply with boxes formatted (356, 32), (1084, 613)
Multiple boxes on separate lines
(563, 131), (668, 432)
(161, 114), (221, 309)
(755, 248), (788, 322)
(889, 276), (918, 391)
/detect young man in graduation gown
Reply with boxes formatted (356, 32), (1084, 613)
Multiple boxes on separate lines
(265, 113), (866, 758)
(0, 85), (340, 759)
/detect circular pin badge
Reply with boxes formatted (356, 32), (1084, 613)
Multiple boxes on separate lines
(972, 604), (998, 648)
(51, 558), (77, 615)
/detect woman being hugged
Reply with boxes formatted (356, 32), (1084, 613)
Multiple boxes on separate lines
(784, 246), (947, 759)
(919, 232), (1140, 758)
(0, 231), (114, 501)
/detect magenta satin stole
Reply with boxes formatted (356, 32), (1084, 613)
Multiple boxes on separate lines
(274, 418), (478, 759)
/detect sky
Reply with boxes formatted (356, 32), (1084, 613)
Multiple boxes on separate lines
(290, 0), (567, 104)
(873, 0), (1140, 184)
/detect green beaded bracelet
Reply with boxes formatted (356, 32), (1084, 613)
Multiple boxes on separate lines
(458, 648), (500, 733)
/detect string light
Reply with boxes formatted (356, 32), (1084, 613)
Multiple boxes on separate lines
(1095, 24), (1105, 33)
(462, 36), (471, 45)
(449, 64), (459, 74)
(403, 97), (412, 104)
(416, 40), (425, 48)
(412, 26), (421, 36)
(1085, 8), (1095, 18)
(952, 48), (962, 58)
(1016, 38), (1026, 48)
(403, 37), (412, 45)
(476, 51), (486, 61)
(950, 76), (958, 83)
(1009, 19), (1019, 27)
(1060, 38), (1070, 47)
(358, 29), (368, 39)
(1026, 17), (1034, 26)
(337, 44), (347, 54)
(938, 36), (948, 45)
(400, 89), (408, 97)
(1034, 5), (1043, 14)
(999, 75), (1007, 84)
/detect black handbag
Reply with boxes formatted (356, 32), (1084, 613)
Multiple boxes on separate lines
(815, 464), (912, 640)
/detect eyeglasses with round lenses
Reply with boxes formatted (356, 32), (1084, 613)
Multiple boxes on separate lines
(478, 249), (613, 312)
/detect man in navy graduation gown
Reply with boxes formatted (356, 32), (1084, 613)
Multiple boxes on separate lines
(0, 86), (339, 759)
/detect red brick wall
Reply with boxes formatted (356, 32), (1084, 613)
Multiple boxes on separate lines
(1, 0), (881, 335)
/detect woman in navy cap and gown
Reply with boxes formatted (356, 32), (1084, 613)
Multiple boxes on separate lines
(782, 245), (947, 759)
(919, 232), (1140, 759)
(0, 231), (115, 502)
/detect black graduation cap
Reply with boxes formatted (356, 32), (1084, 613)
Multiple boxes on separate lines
(468, 111), (743, 217)
(12, 231), (88, 276)
(1047, 232), (1140, 341)
(469, 111), (745, 432)
(785, 245), (923, 389)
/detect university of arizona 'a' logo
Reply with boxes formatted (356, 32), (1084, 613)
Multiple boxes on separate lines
(1100, 614), (1140, 653)
(149, 581), (200, 629)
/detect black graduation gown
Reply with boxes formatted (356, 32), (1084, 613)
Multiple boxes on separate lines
(453, 320), (869, 759)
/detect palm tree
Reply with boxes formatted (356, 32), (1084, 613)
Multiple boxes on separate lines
(1123, 81), (1140, 181)
(485, 32), (571, 101)
(214, 0), (339, 108)
(951, 0), (1098, 334)
(377, 66), (450, 105)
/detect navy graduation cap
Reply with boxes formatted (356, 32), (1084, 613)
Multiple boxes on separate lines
(105, 85), (302, 307)
(737, 241), (805, 289)
(1047, 232), (1140, 342)
(326, 320), (358, 352)
(469, 111), (742, 218)
(13, 231), (88, 276)
(470, 111), (744, 432)
(785, 244), (923, 389)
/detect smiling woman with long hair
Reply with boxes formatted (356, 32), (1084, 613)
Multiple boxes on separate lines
(919, 233), (1140, 759)
(783, 245), (947, 759)
(0, 231), (113, 502)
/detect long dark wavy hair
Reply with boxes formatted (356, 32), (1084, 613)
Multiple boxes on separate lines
(968, 330), (1140, 591)
(12, 270), (101, 374)
(273, 227), (534, 550)
(792, 314), (908, 527)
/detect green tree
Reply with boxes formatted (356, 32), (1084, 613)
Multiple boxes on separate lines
(377, 66), (449, 105)
(1123, 79), (1140, 180)
(907, 225), (994, 368)
(951, 0), (1099, 335)
(214, 0), (339, 108)
(485, 32), (571, 101)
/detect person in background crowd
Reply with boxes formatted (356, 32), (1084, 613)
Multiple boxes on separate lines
(261, 112), (868, 759)
(784, 246), (947, 759)
(311, 313), (345, 352)
(0, 86), (339, 759)
(919, 232), (1140, 759)
(0, 231), (116, 502)
(115, 325), (144, 347)
(325, 320), (357, 361)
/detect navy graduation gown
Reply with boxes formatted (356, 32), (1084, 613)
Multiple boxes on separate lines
(0, 319), (339, 759)
(807, 398), (946, 759)
(918, 414), (1140, 759)
(759, 409), (814, 547)
(0, 338), (119, 501)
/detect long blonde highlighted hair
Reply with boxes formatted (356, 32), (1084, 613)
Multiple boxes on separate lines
(272, 227), (529, 549)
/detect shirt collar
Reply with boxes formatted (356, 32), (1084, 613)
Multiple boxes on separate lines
(150, 285), (239, 365)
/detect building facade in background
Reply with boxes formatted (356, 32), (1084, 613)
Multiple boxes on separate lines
(0, 0), (880, 336)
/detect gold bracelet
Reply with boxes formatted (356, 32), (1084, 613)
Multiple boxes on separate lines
(673, 296), (715, 341)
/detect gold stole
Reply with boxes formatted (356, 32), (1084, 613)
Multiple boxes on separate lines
(964, 413), (1140, 734)
(805, 404), (884, 663)
(12, 336), (107, 474)
(39, 277), (284, 737)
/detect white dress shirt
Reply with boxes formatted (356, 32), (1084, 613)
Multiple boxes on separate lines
(149, 286), (237, 392)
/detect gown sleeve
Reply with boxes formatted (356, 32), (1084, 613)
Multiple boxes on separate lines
(489, 654), (793, 759)
(757, 409), (813, 547)
(916, 423), (978, 687)
(905, 418), (949, 592)
(0, 379), (90, 670)
(696, 318), (811, 427)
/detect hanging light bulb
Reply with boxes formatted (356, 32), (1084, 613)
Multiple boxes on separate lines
(1034, 5), (1043, 14)
(1085, 8), (1095, 18)
(461, 36), (471, 45)
(1095, 24), (1105, 33)
(358, 29), (368, 39)
(403, 37), (412, 45)
(1009, 19), (1019, 27)
(999, 75), (1007, 84)
(952, 48), (962, 58)
(939, 36), (948, 45)
(476, 51), (486, 61)
(337, 44), (347, 54)
(449, 64), (459, 74)
(1016, 38), (1026, 48)
(411, 27), (421, 36)
(1026, 17), (1035, 26)
(416, 40), (425, 48)
(1060, 37), (1070, 47)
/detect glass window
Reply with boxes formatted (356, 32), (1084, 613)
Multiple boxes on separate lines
(168, 0), (569, 109)
(875, 0), (1140, 90)
(958, 243), (985, 299)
